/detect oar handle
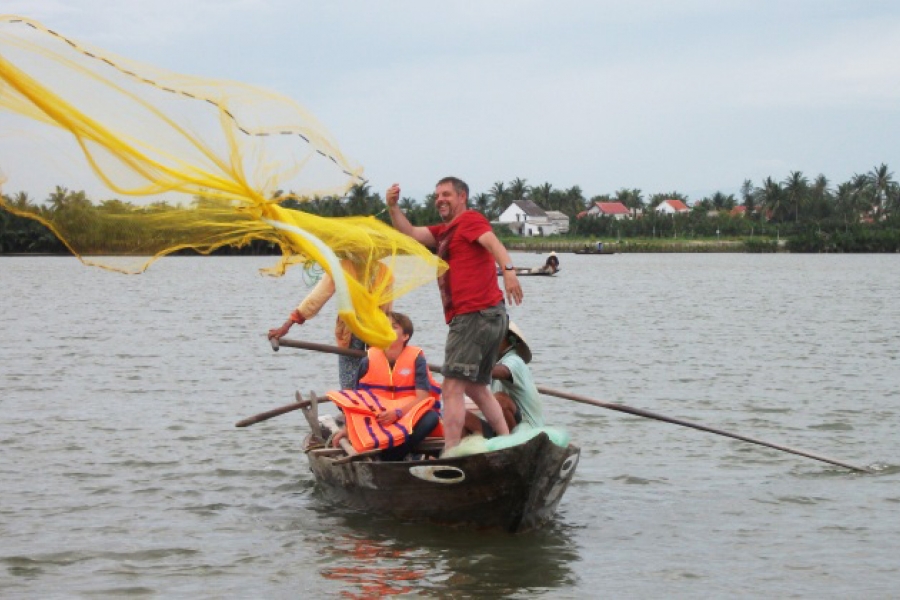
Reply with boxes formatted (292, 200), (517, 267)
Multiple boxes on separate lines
(271, 336), (445, 374)
(271, 336), (366, 358)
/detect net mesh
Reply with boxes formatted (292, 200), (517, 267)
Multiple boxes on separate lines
(0, 15), (445, 348)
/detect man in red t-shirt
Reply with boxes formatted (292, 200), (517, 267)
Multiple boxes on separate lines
(386, 176), (523, 453)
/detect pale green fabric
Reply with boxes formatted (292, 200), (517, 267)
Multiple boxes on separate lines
(491, 348), (544, 428)
(445, 426), (570, 458)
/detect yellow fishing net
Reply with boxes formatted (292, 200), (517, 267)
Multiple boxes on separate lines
(0, 15), (445, 347)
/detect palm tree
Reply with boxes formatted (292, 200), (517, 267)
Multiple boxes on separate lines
(530, 182), (553, 210)
(345, 183), (372, 215)
(10, 191), (34, 210)
(834, 182), (863, 227)
(807, 174), (832, 222)
(508, 177), (529, 203)
(758, 177), (783, 222)
(782, 171), (809, 223)
(562, 185), (586, 215)
(740, 180), (754, 203)
(740, 179), (757, 216)
(472, 193), (494, 219)
(707, 191), (735, 210)
(47, 186), (71, 213)
(848, 173), (874, 221)
(617, 188), (644, 211)
(489, 181), (512, 215)
(867, 163), (895, 220)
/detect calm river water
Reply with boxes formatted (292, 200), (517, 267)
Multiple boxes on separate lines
(2, 253), (899, 598)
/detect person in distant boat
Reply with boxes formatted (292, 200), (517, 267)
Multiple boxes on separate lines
(329, 311), (442, 461)
(531, 251), (559, 274)
(464, 321), (543, 437)
(385, 177), (522, 455)
(267, 258), (392, 390)
(545, 251), (560, 272)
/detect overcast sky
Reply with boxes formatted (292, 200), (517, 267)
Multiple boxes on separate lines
(4, 0), (899, 204)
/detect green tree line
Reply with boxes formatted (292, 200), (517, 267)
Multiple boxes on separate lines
(3, 164), (899, 254)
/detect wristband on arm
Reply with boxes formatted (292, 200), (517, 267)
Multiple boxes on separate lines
(289, 309), (306, 325)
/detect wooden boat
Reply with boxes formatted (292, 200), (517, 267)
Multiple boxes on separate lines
(573, 246), (613, 255)
(496, 267), (557, 277)
(297, 392), (580, 533)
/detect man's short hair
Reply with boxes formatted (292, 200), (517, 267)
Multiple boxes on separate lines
(436, 176), (469, 201)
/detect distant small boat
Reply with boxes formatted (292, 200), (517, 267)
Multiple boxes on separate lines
(574, 245), (613, 255)
(497, 267), (557, 277)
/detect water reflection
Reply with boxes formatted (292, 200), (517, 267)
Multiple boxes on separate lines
(312, 506), (579, 597)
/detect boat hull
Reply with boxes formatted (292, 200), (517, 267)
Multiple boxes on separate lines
(306, 432), (580, 533)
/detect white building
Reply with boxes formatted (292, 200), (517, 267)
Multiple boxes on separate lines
(656, 199), (690, 215)
(583, 201), (632, 220)
(496, 200), (560, 236)
(544, 210), (570, 234)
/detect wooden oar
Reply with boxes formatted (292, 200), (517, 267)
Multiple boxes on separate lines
(537, 386), (872, 474)
(235, 394), (332, 427)
(267, 337), (872, 473)
(235, 337), (431, 428)
(270, 336), (443, 372)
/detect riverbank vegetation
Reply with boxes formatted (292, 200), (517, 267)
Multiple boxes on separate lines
(3, 164), (899, 254)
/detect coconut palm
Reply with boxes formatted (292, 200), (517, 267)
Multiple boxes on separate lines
(782, 171), (809, 223)
(345, 183), (372, 216)
(508, 177), (529, 203)
(47, 186), (71, 213)
(489, 181), (512, 215)
(740, 180), (757, 216)
(617, 188), (644, 211)
(757, 177), (783, 222)
(867, 163), (895, 219)
(834, 182), (864, 227)
(530, 182), (553, 210)
(806, 174), (833, 221)
(562, 185), (586, 215)
(471, 192), (494, 219)
(847, 173), (874, 220)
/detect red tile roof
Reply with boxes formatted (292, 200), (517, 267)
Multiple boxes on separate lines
(663, 199), (689, 211)
(596, 202), (630, 215)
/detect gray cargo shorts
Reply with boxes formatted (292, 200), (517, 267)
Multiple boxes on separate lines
(443, 302), (508, 385)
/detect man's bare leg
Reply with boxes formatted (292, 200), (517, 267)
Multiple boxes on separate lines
(466, 384), (510, 438)
(441, 377), (467, 452)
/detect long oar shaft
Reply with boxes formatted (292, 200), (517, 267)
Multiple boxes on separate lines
(538, 386), (871, 474)
(271, 336), (443, 372)
(268, 337), (871, 473)
(235, 395), (332, 427)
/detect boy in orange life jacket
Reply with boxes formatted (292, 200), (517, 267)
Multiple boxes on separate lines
(330, 311), (441, 461)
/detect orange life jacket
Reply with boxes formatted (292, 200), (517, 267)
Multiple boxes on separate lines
(328, 346), (443, 452)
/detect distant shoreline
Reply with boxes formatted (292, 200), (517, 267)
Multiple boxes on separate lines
(1, 241), (765, 257)
(503, 239), (783, 253)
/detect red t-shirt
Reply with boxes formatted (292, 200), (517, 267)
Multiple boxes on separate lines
(427, 210), (504, 323)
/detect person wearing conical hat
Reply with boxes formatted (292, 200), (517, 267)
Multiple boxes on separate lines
(544, 251), (560, 272)
(464, 321), (544, 437)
